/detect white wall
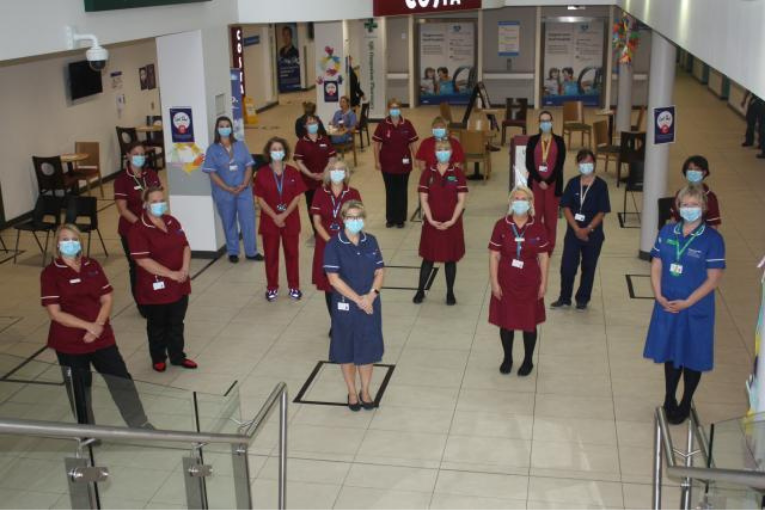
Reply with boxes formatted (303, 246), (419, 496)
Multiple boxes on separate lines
(237, 0), (372, 23)
(0, 40), (160, 221)
(242, 25), (277, 109)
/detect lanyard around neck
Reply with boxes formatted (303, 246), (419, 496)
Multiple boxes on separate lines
(272, 168), (285, 199)
(510, 221), (528, 260)
(674, 224), (703, 262)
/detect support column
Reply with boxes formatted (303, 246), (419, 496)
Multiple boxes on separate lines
(639, 32), (676, 259)
(615, 62), (634, 133)
(407, 15), (416, 107)
(314, 21), (347, 123)
(361, 17), (387, 120)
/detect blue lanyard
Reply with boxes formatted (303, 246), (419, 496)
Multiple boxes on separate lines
(510, 223), (526, 259)
(330, 189), (347, 220)
(272, 168), (285, 201)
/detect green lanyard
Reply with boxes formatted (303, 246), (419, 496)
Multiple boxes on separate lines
(673, 224), (704, 262)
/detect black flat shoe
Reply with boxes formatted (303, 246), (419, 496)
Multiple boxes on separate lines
(413, 290), (425, 304)
(575, 302), (588, 311)
(228, 255), (239, 263)
(348, 394), (361, 412)
(396, 223), (405, 229)
(359, 392), (375, 410)
(246, 253), (264, 261)
(517, 360), (534, 376)
(386, 222), (394, 228)
(550, 299), (571, 309)
(499, 358), (513, 374)
(446, 292), (456, 306)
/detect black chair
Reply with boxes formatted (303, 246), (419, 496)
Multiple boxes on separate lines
(623, 160), (645, 221)
(144, 115), (165, 169)
(14, 196), (62, 266)
(616, 131), (646, 188)
(251, 154), (268, 173)
(33, 156), (79, 197)
(65, 196), (108, 258)
(356, 103), (371, 149)
(658, 197), (675, 230)
(501, 98), (528, 145)
(117, 126), (159, 170)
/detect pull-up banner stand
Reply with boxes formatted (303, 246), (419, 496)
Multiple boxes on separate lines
(374, 0), (482, 17)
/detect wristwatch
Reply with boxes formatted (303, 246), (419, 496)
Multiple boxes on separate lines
(372, 289), (380, 295)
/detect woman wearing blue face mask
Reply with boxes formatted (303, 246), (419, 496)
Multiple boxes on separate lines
(129, 187), (197, 372)
(415, 117), (465, 171)
(323, 201), (385, 411)
(551, 149), (611, 310)
(41, 224), (152, 428)
(489, 186), (551, 377)
(295, 115), (337, 242)
(202, 116), (263, 264)
(644, 185), (725, 425)
(525, 110), (566, 253)
(669, 156), (721, 228)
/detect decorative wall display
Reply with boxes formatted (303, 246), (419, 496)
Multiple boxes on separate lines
(373, 0), (481, 16)
(276, 23), (301, 92)
(316, 45), (342, 86)
(323, 81), (339, 103)
(418, 21), (477, 105)
(146, 64), (156, 90)
(542, 20), (605, 106)
(139, 66), (148, 90)
(653, 106), (676, 144)
(230, 69), (245, 140)
(84, 0), (209, 11)
(612, 14), (641, 65)
(498, 21), (520, 57)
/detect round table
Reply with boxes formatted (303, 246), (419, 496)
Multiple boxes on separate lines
(60, 153), (88, 172)
(136, 125), (162, 133)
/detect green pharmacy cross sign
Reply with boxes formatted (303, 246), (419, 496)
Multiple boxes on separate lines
(84, 0), (210, 12)
(364, 19), (378, 34)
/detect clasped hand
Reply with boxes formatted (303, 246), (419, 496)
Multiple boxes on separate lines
(356, 293), (376, 315)
(657, 296), (690, 314)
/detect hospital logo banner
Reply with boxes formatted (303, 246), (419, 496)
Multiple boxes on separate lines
(374, 0), (481, 16)
(276, 23), (301, 93)
(542, 21), (605, 107)
(418, 21), (476, 106)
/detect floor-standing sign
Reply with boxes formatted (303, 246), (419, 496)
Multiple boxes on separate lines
(276, 23), (301, 92)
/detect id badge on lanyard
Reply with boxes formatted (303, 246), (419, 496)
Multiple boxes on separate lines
(273, 169), (287, 212)
(671, 228), (700, 277)
(511, 223), (526, 269)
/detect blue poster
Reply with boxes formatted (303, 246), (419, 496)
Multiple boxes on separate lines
(169, 107), (194, 143)
(230, 69), (244, 139)
(419, 22), (476, 106)
(277, 23), (301, 92)
(654, 106), (676, 145)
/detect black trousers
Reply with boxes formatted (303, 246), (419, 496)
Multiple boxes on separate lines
(57, 346), (149, 428)
(305, 189), (317, 236)
(120, 236), (141, 308)
(744, 100), (765, 148)
(382, 172), (410, 224)
(144, 295), (189, 364)
(559, 232), (604, 305)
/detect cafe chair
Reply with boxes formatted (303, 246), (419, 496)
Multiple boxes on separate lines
(356, 103), (371, 149)
(116, 126), (159, 170)
(616, 131), (646, 188)
(623, 160), (645, 221)
(144, 115), (165, 169)
(562, 100), (592, 149)
(439, 102), (463, 130)
(632, 106), (646, 132)
(657, 197), (675, 230)
(14, 196), (62, 266)
(332, 136), (358, 166)
(251, 154), (268, 173)
(73, 142), (104, 198)
(33, 156), (79, 197)
(65, 196), (108, 258)
(460, 129), (492, 182)
(501, 98), (528, 145)
(592, 120), (620, 173)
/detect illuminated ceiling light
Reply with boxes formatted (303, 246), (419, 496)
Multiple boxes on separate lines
(567, 5), (586, 10)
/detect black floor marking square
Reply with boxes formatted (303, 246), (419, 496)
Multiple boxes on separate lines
(293, 361), (395, 408)
(626, 274), (654, 299)
(618, 212), (641, 229)
(382, 265), (438, 291)
(0, 250), (25, 265)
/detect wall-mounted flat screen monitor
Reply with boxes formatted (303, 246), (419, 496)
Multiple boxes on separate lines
(68, 60), (103, 101)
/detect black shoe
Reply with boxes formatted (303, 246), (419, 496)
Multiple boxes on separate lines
(757, 153), (765, 159)
(413, 290), (425, 304)
(742, 142), (754, 147)
(662, 397), (679, 421)
(668, 404), (690, 425)
(228, 255), (239, 263)
(575, 302), (588, 310)
(499, 358), (513, 374)
(348, 394), (361, 412)
(359, 392), (375, 410)
(386, 222), (394, 228)
(446, 292), (456, 306)
(550, 299), (571, 309)
(246, 253), (264, 261)
(396, 223), (405, 228)
(518, 360), (534, 376)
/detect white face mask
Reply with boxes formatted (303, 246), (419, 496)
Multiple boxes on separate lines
(329, 169), (346, 184)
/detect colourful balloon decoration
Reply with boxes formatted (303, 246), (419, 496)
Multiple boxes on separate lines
(613, 14), (641, 65)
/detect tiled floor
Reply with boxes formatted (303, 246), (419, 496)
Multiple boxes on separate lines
(0, 71), (763, 508)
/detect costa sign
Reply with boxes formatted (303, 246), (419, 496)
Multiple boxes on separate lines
(373, 0), (482, 16)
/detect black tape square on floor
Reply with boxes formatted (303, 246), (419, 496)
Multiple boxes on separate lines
(618, 212), (641, 229)
(381, 265), (438, 291)
(293, 361), (395, 408)
(626, 274), (654, 299)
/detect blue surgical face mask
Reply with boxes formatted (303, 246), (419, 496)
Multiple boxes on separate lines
(329, 169), (346, 184)
(131, 155), (146, 168)
(540, 121), (553, 133)
(579, 162), (595, 175)
(270, 150), (285, 162)
(686, 170), (704, 184)
(679, 206), (702, 223)
(218, 126), (232, 138)
(389, 108), (401, 118)
(511, 200), (531, 216)
(344, 218), (364, 234)
(432, 128), (447, 139)
(59, 240), (81, 259)
(436, 150), (452, 163)
(149, 202), (168, 217)
(306, 123), (319, 135)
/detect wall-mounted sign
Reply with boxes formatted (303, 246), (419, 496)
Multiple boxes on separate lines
(84, 0), (209, 11)
(170, 107), (194, 143)
(418, 21), (476, 106)
(654, 106), (676, 145)
(230, 26), (245, 98)
(498, 21), (520, 57)
(244, 35), (260, 47)
(276, 23), (301, 93)
(373, 0), (481, 17)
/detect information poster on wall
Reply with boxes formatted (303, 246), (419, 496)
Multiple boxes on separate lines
(418, 21), (476, 105)
(230, 69), (244, 140)
(276, 23), (301, 92)
(654, 106), (676, 144)
(542, 20), (605, 106)
(170, 107), (194, 143)
(498, 21), (520, 57)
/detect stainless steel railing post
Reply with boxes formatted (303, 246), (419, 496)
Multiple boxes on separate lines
(654, 408), (664, 510)
(681, 418), (694, 510)
(278, 389), (288, 510)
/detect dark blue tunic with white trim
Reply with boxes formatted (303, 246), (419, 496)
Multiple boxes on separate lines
(324, 231), (385, 365)
(643, 223), (726, 372)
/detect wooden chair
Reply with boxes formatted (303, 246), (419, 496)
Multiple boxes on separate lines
(460, 129), (492, 181)
(32, 156), (79, 197)
(332, 137), (358, 166)
(616, 131), (646, 188)
(562, 100), (592, 149)
(356, 103), (371, 149)
(632, 106), (646, 132)
(592, 120), (620, 173)
(144, 115), (165, 168)
(73, 142), (104, 198)
(440, 102), (464, 130)
(501, 98), (528, 145)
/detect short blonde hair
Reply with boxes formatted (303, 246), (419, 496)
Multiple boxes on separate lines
(509, 185), (536, 217)
(341, 200), (366, 219)
(676, 184), (708, 212)
(387, 98), (401, 108)
(431, 116), (447, 128)
(435, 139), (452, 152)
(54, 224), (83, 258)
(323, 159), (352, 186)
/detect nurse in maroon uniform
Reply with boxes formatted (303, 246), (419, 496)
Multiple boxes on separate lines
(311, 160), (361, 327)
(129, 187), (197, 372)
(294, 115), (337, 238)
(489, 186), (551, 376)
(41, 224), (151, 427)
(254, 137), (307, 302)
(413, 139), (468, 306)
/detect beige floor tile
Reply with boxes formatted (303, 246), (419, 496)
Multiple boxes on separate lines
(332, 486), (432, 509)
(527, 476), (624, 507)
(530, 441), (621, 480)
(429, 493), (527, 509)
(343, 463), (438, 492)
(434, 469), (528, 500)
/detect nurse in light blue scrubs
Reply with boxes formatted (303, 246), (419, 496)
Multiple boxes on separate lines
(203, 116), (263, 263)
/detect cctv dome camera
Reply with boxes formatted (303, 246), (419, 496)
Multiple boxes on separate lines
(86, 45), (109, 71)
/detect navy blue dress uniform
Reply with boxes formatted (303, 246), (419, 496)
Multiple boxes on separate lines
(558, 175), (611, 306)
(643, 223), (726, 372)
(323, 232), (385, 365)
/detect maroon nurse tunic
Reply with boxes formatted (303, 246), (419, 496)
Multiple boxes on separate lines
(488, 216), (550, 331)
(418, 165), (468, 262)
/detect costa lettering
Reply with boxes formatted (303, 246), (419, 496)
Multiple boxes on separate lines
(374, 0), (481, 16)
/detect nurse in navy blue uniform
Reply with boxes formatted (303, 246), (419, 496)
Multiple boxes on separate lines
(323, 200), (385, 412)
(644, 185), (725, 425)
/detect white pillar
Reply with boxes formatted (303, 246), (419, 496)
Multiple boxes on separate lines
(314, 21), (347, 124)
(639, 32), (676, 258)
(533, 6), (542, 108)
(156, 29), (228, 257)
(616, 62), (634, 133)
(407, 15), (416, 107)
